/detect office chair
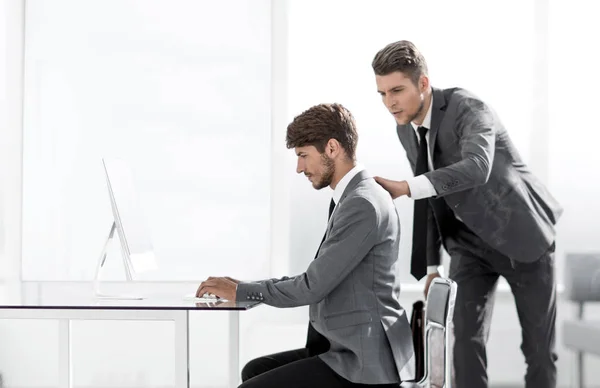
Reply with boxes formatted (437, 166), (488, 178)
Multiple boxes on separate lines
(401, 277), (457, 388)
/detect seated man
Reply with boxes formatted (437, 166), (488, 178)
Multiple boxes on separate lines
(197, 103), (414, 388)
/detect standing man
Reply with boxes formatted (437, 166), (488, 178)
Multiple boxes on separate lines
(197, 103), (415, 387)
(371, 40), (562, 388)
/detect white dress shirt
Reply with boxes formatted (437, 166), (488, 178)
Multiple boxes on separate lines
(332, 163), (365, 210)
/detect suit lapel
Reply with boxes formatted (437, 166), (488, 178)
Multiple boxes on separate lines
(396, 124), (418, 172)
(428, 87), (447, 166)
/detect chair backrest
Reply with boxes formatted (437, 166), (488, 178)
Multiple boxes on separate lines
(421, 277), (457, 388)
(564, 253), (600, 303)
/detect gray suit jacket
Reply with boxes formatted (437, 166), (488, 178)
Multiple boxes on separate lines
(236, 170), (415, 384)
(397, 87), (563, 267)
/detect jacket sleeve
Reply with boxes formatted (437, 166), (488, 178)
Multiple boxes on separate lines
(236, 197), (378, 307)
(424, 97), (496, 196)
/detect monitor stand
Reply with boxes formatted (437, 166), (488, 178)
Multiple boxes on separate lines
(93, 221), (145, 300)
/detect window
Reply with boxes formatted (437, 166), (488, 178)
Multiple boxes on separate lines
(548, 0), (600, 282)
(21, 0), (272, 281)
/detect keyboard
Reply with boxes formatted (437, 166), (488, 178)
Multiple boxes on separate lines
(183, 293), (222, 302)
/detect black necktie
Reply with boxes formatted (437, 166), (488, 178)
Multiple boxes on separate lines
(329, 198), (336, 218)
(411, 126), (429, 280)
(306, 198), (336, 356)
(315, 198), (336, 259)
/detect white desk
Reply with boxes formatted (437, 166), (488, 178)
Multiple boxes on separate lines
(0, 296), (261, 388)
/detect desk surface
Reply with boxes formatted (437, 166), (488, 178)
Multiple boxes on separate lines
(0, 296), (262, 311)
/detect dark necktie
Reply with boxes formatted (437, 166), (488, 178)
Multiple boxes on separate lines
(411, 126), (429, 280)
(306, 198), (335, 355)
(315, 198), (336, 259)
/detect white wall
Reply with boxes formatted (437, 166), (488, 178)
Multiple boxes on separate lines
(0, 0), (24, 303)
(1, 1), (600, 387)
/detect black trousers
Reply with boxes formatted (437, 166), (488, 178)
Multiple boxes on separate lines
(447, 223), (557, 388)
(239, 348), (400, 388)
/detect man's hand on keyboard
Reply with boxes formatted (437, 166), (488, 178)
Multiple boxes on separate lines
(197, 276), (238, 302)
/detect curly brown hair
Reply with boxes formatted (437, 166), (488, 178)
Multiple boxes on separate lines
(285, 103), (358, 160)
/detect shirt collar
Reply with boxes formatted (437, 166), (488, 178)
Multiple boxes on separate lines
(332, 163), (365, 205)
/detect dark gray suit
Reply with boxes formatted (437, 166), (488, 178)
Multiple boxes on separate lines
(237, 170), (415, 385)
(397, 87), (563, 388)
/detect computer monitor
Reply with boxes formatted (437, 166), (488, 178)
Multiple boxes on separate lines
(93, 158), (158, 299)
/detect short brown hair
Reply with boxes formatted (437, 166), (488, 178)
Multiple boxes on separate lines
(286, 103), (358, 160)
(372, 40), (428, 85)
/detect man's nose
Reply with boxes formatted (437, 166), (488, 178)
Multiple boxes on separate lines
(385, 95), (396, 110)
(296, 159), (304, 174)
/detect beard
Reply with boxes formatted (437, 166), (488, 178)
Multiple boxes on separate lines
(313, 153), (335, 190)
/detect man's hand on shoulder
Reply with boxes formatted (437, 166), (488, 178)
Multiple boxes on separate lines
(374, 176), (411, 199)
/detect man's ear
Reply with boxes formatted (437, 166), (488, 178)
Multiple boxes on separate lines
(326, 138), (340, 158)
(419, 74), (430, 93)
